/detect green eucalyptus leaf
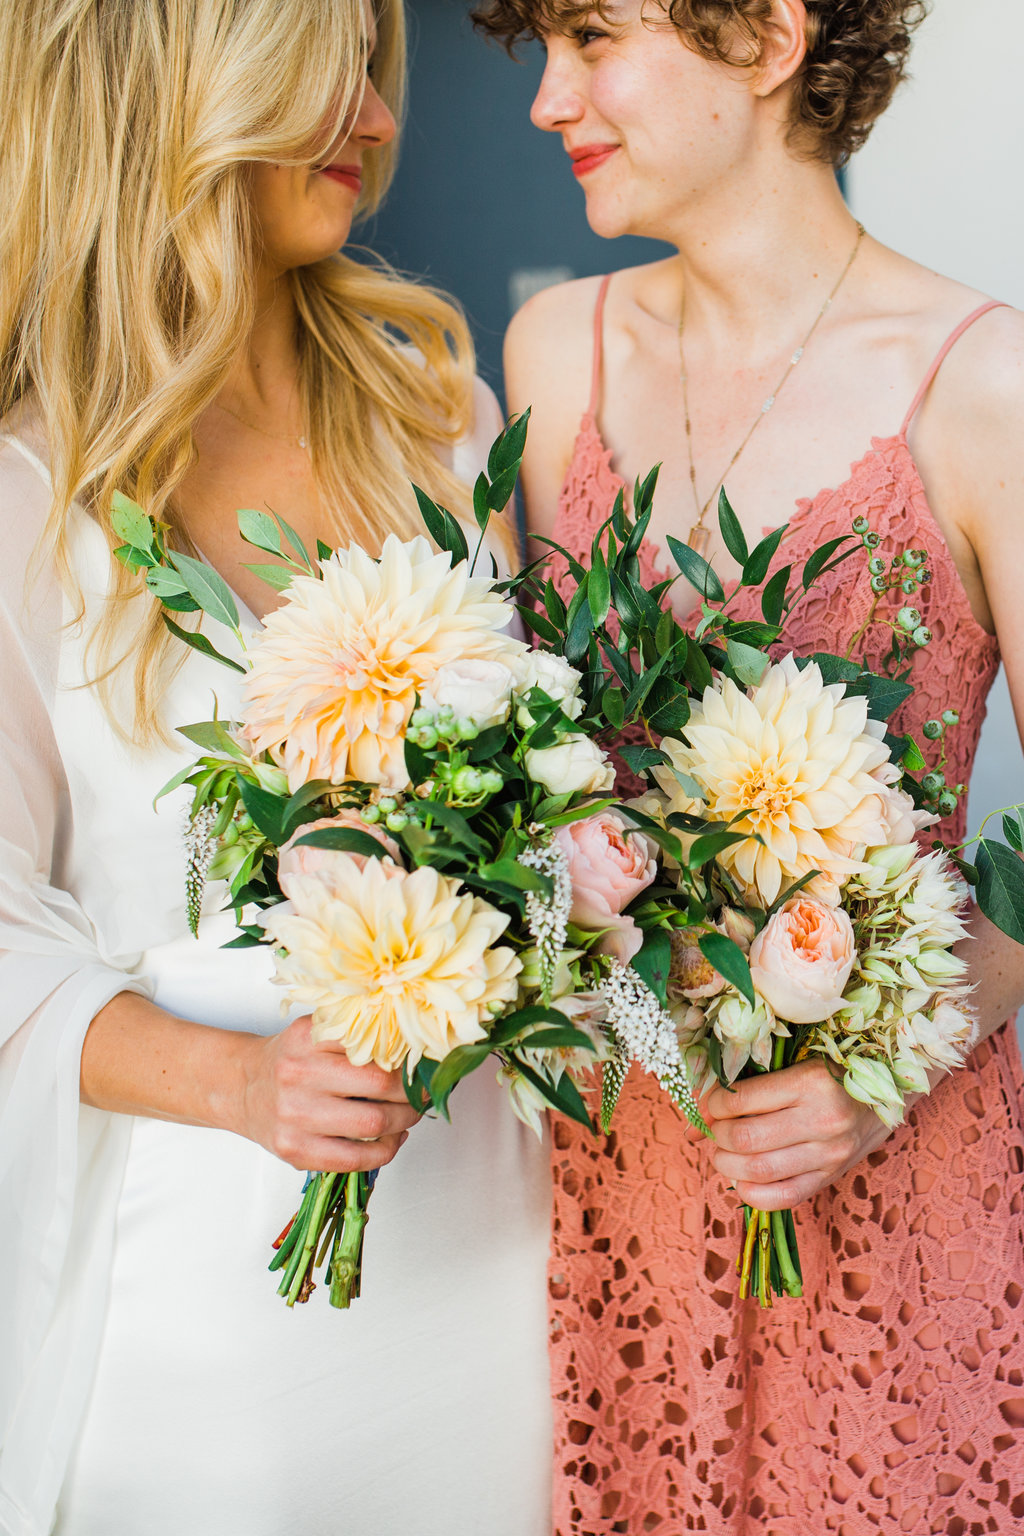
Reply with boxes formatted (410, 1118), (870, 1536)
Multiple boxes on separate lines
(274, 512), (313, 572)
(602, 685), (626, 731)
(176, 719), (245, 758)
(609, 569), (643, 629)
(901, 737), (927, 773)
(666, 535), (726, 603)
(515, 1025), (598, 1052)
(111, 492), (155, 553)
(167, 550), (240, 630)
(717, 488), (748, 566)
(802, 535), (853, 590)
(477, 858), (551, 894)
(279, 780), (336, 836)
(686, 827), (752, 868)
(221, 926), (267, 949)
(742, 525), (787, 586)
(242, 562), (294, 592)
(145, 566), (191, 599)
(237, 508), (283, 556)
(698, 931), (755, 1006)
(630, 928), (672, 1007)
(1002, 810), (1024, 854)
(409, 800), (486, 855)
(975, 840), (1024, 945)
(589, 546), (611, 626)
(725, 639), (770, 688)
(428, 1042), (495, 1117)
(619, 743), (668, 778)
(487, 408), (530, 479)
(487, 461), (520, 513)
(761, 563), (792, 626)
(292, 827), (388, 860)
(473, 472), (491, 532)
(162, 614), (246, 673)
(236, 776), (288, 844)
(518, 607), (562, 646)
(507, 1052), (594, 1130)
(621, 499), (653, 562)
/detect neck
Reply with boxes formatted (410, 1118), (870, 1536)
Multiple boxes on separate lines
(220, 266), (302, 415)
(660, 153), (861, 357)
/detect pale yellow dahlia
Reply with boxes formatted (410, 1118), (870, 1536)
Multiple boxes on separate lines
(241, 535), (526, 791)
(266, 859), (521, 1070)
(654, 655), (895, 905)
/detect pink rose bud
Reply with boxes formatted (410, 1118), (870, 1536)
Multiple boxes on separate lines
(553, 812), (658, 963)
(278, 811), (402, 892)
(749, 897), (856, 1025)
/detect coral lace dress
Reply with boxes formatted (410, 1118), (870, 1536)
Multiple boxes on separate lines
(545, 276), (1024, 1534)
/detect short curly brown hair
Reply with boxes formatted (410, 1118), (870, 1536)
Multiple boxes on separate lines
(471, 0), (928, 166)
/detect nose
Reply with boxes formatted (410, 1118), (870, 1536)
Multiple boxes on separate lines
(352, 78), (396, 148)
(530, 49), (584, 133)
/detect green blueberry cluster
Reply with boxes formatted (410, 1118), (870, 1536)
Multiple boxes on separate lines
(406, 704), (480, 750)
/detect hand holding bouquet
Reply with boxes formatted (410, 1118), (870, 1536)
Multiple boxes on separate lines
(113, 417), (655, 1308)
(526, 472), (1024, 1306)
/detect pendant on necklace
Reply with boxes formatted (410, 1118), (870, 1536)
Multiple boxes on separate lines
(298, 437), (308, 450)
(687, 524), (712, 558)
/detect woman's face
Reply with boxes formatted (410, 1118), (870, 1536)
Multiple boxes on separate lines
(530, 2), (759, 240)
(250, 49), (395, 280)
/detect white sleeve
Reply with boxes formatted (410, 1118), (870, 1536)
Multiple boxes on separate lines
(0, 438), (149, 1536)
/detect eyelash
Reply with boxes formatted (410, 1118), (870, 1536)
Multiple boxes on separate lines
(573, 27), (608, 46)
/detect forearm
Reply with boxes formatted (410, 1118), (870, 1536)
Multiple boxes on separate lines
(80, 990), (259, 1135)
(958, 902), (1024, 1044)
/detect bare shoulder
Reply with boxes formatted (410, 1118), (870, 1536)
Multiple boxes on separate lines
(504, 273), (611, 541)
(916, 299), (1024, 483)
(503, 272), (607, 425)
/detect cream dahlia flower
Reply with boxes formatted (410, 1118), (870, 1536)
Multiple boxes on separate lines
(240, 535), (526, 791)
(654, 656), (898, 905)
(266, 859), (521, 1070)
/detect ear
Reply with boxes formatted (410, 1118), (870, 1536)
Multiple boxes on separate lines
(752, 0), (808, 99)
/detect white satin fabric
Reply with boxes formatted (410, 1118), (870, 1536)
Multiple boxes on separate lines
(0, 387), (553, 1536)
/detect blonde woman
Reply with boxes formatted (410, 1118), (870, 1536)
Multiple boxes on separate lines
(0, 3), (552, 1533)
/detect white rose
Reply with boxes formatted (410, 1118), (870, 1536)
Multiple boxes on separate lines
(525, 736), (615, 796)
(421, 659), (516, 729)
(514, 652), (584, 727)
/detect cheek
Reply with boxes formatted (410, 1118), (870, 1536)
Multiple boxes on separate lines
(251, 165), (355, 269)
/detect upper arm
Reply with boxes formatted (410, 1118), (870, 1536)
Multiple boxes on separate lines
(927, 306), (1024, 752)
(504, 277), (603, 552)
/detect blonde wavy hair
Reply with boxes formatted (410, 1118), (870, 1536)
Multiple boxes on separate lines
(0, 0), (504, 739)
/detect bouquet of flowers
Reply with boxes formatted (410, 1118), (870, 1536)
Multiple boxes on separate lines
(112, 417), (679, 1309)
(114, 416), (1023, 1315)
(515, 469), (1024, 1307)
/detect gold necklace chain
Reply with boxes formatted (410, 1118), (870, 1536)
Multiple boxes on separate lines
(678, 220), (866, 556)
(214, 398), (309, 451)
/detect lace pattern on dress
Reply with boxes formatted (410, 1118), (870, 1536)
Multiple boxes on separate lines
(545, 332), (1024, 1532)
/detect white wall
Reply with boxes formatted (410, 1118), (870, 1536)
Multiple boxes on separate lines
(847, 0), (1024, 843)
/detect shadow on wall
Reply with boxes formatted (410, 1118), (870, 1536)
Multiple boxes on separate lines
(365, 0), (670, 397)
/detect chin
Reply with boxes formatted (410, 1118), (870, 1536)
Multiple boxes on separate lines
(584, 203), (637, 243)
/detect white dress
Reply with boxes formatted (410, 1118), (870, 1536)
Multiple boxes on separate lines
(0, 386), (553, 1536)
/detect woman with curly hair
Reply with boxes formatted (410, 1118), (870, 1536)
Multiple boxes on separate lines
(473, 0), (1024, 1529)
(0, 2), (550, 1533)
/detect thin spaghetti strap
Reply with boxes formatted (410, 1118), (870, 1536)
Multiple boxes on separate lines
(587, 274), (614, 419)
(900, 300), (1009, 436)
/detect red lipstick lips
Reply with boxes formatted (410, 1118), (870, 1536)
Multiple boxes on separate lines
(321, 164), (362, 194)
(569, 143), (618, 178)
